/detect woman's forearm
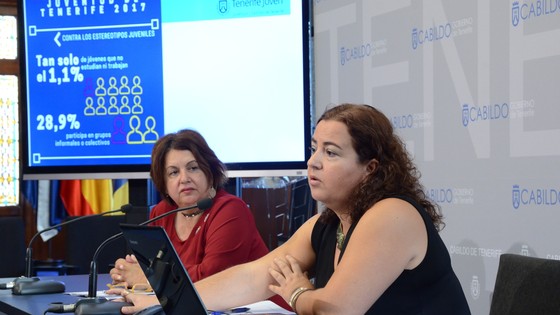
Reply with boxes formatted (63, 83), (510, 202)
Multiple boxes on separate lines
(195, 259), (275, 310)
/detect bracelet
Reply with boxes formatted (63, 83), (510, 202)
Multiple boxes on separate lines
(289, 287), (312, 313)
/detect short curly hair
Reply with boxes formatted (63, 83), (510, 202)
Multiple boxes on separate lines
(150, 129), (228, 206)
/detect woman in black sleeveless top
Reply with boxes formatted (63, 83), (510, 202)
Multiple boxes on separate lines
(118, 104), (471, 315)
(264, 104), (470, 314)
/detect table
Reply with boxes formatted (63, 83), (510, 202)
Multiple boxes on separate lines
(0, 274), (113, 315)
(0, 275), (294, 315)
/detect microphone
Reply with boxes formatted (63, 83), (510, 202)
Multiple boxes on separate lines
(7, 204), (133, 295)
(46, 297), (132, 314)
(76, 198), (213, 314)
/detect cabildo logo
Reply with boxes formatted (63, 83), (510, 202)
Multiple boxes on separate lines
(391, 112), (432, 129)
(392, 114), (414, 129)
(426, 187), (474, 205)
(512, 0), (560, 27)
(411, 24), (451, 50)
(512, 184), (560, 209)
(426, 188), (453, 204)
(461, 103), (509, 127)
(521, 245), (530, 256)
(340, 40), (388, 66)
(547, 253), (560, 260)
(471, 276), (480, 300)
(411, 18), (473, 50)
(339, 43), (371, 66)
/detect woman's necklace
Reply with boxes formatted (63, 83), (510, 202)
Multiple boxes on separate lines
(336, 222), (345, 250)
(182, 209), (204, 218)
(182, 189), (216, 218)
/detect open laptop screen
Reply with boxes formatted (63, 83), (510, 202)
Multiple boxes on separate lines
(119, 224), (208, 315)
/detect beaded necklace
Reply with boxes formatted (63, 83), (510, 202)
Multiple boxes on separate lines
(336, 222), (345, 250)
(182, 209), (204, 218)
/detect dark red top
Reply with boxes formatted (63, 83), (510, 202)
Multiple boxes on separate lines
(150, 188), (291, 310)
(149, 188), (268, 282)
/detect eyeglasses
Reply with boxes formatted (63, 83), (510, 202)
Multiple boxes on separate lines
(106, 282), (153, 293)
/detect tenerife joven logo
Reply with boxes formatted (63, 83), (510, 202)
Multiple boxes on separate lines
(218, 0), (228, 14)
(512, 0), (560, 27)
(512, 184), (560, 209)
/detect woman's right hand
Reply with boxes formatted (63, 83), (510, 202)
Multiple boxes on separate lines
(109, 254), (147, 287)
(105, 288), (161, 314)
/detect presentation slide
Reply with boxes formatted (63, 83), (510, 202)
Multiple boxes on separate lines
(22, 0), (307, 171)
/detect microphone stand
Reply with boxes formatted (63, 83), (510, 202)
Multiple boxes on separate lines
(8, 204), (132, 295)
(77, 198), (212, 314)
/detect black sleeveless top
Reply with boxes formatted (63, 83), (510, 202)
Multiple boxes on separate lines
(311, 196), (471, 315)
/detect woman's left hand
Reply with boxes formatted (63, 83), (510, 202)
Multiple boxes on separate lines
(109, 254), (146, 286)
(268, 255), (314, 302)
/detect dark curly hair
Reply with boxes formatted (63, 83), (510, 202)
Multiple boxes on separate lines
(318, 104), (444, 231)
(150, 129), (228, 206)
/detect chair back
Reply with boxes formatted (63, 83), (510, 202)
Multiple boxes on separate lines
(287, 177), (314, 235)
(64, 207), (149, 274)
(0, 216), (25, 277)
(489, 253), (560, 315)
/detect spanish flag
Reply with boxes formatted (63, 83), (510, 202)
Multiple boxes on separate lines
(60, 179), (129, 216)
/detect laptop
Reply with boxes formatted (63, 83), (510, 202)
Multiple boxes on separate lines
(119, 224), (208, 315)
(119, 224), (293, 315)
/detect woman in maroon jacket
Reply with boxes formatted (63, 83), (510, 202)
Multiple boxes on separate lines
(109, 129), (268, 285)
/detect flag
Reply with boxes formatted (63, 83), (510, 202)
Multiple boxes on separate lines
(37, 180), (57, 242)
(21, 180), (38, 209)
(147, 179), (161, 206)
(23, 180), (60, 242)
(59, 180), (90, 216)
(112, 179), (129, 210)
(60, 179), (129, 216)
(49, 180), (67, 227)
(21, 179), (129, 242)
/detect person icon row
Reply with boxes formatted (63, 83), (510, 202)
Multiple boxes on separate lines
(84, 95), (144, 116)
(91, 75), (143, 97)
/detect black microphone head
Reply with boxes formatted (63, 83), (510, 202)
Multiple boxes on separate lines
(197, 198), (213, 211)
(120, 204), (133, 213)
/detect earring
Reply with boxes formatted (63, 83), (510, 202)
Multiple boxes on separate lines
(208, 187), (216, 199)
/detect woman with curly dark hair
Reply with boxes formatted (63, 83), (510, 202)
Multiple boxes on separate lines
(116, 104), (470, 315)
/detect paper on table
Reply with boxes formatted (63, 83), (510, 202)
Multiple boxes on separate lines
(65, 290), (153, 299)
(65, 290), (116, 298)
(65, 293), (292, 314)
(232, 300), (295, 314)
